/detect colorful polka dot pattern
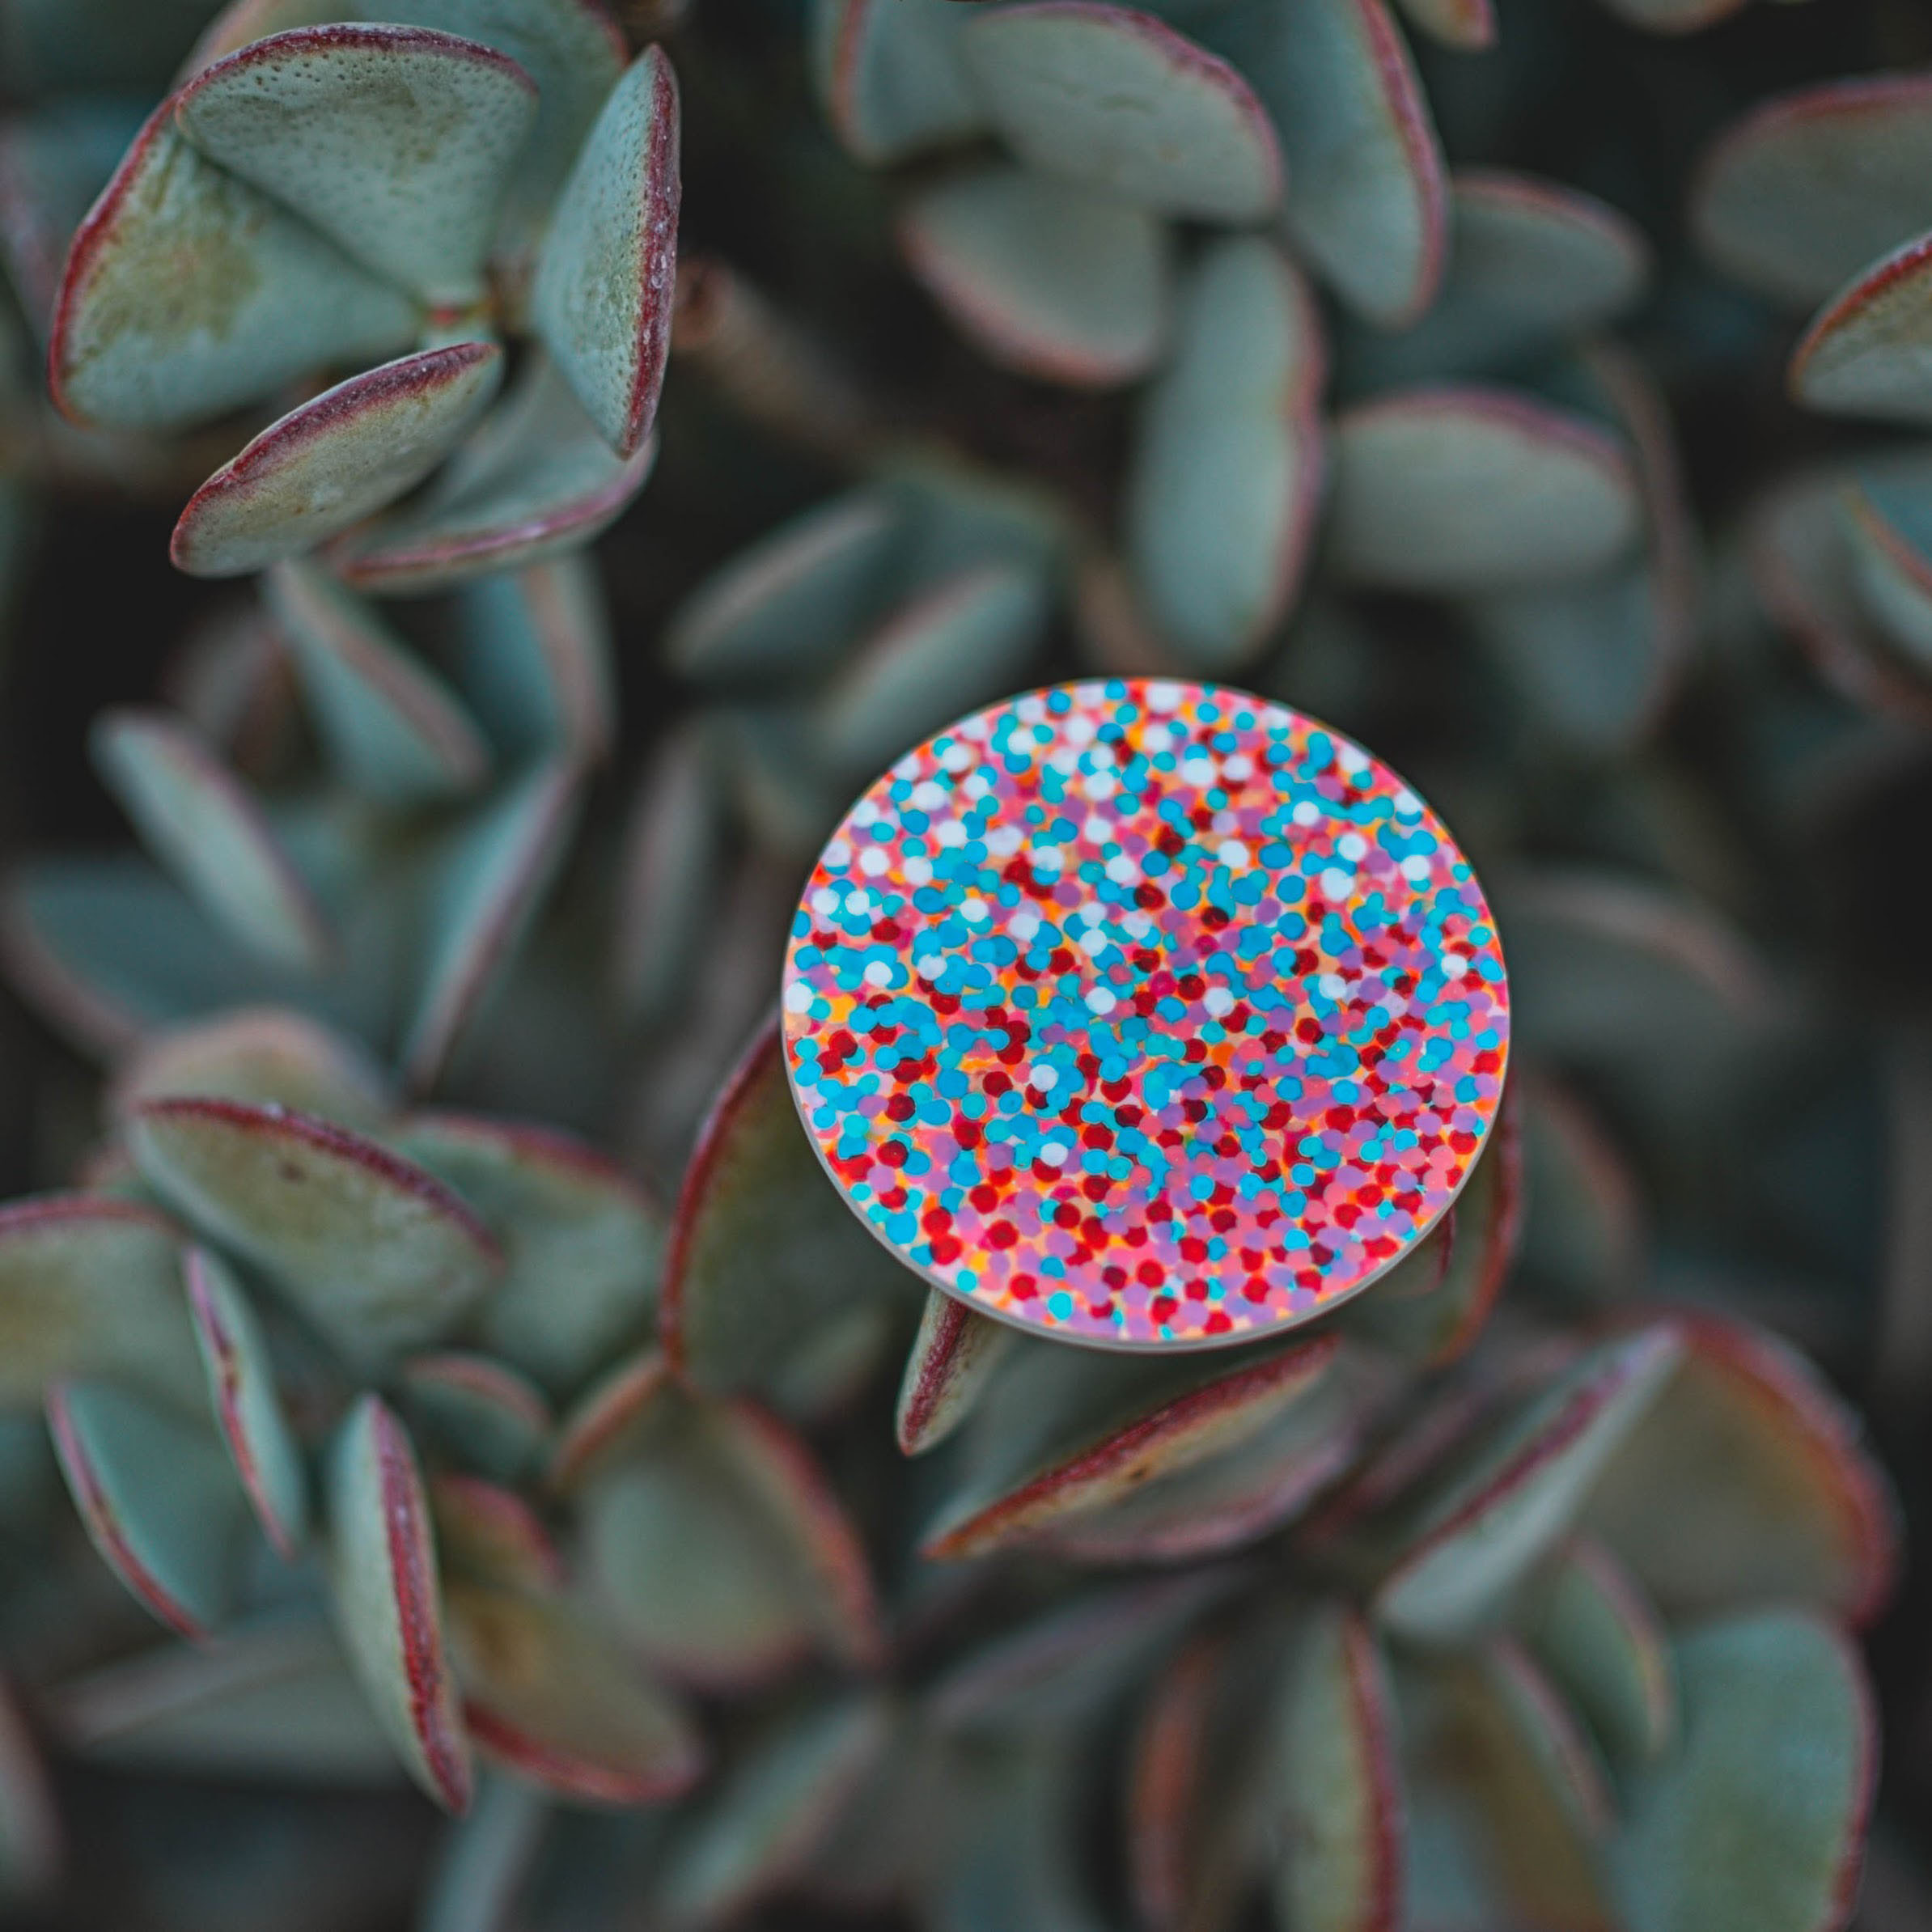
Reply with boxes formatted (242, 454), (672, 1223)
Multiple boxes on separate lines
(780, 680), (1509, 1349)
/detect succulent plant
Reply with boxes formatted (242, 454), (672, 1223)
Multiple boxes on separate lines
(0, 0), (1926, 1928)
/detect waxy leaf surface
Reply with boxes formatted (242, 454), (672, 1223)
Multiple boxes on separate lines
(811, 0), (984, 164)
(896, 1289), (1012, 1455)
(1790, 235), (1932, 426)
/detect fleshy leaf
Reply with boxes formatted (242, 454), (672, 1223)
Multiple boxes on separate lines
(184, 1247), (308, 1557)
(900, 163), (1172, 387)
(657, 1696), (889, 1925)
(1126, 235), (1325, 669)
(335, 353), (655, 594)
(1212, 0), (1447, 325)
(49, 106), (417, 432)
(1519, 1536), (1676, 1766)
(446, 1580), (704, 1804)
(400, 758), (585, 1092)
(110, 1006), (394, 1129)
(47, 1378), (246, 1638)
(1392, 0), (1492, 48)
(390, 1112), (663, 1398)
(1578, 1312), (1899, 1627)
(1374, 1324), (1684, 1642)
(1328, 386), (1642, 592)
(532, 44), (680, 458)
(812, 560), (1049, 780)
(810, 0), (985, 165)
(174, 23), (539, 307)
(896, 1289), (1012, 1455)
(324, 1396), (472, 1811)
(431, 1472), (566, 1593)
(1693, 75), (1932, 308)
(265, 561), (490, 803)
(48, 1616), (401, 1782)
(1790, 234), (1932, 426)
(959, 2), (1282, 221)
(398, 1352), (552, 1481)
(0, 1195), (203, 1409)
(1269, 1605), (1405, 1932)
(127, 1097), (502, 1368)
(90, 708), (333, 972)
(1841, 463), (1932, 669)
(663, 488), (900, 687)
(1612, 1612), (1875, 1932)
(416, 1773), (549, 1932)
(662, 1019), (915, 1419)
(172, 341), (505, 578)
(922, 1332), (1339, 1560)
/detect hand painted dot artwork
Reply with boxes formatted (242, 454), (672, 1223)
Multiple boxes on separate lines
(779, 680), (1510, 1350)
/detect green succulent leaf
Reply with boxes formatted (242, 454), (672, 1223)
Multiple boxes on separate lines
(47, 1376), (247, 1639)
(0, 100), (147, 332)
(1841, 461), (1932, 669)
(0, 1194), (205, 1410)
(1693, 75), (1932, 308)
(921, 1331), (1339, 1561)
(1579, 1313), (1899, 1627)
(49, 107), (417, 433)
(416, 1772), (549, 1932)
(896, 1289), (1013, 1456)
(532, 44), (680, 460)
(445, 1579), (705, 1804)
(398, 1351), (553, 1481)
(811, 0), (985, 165)
(1211, 0), (1447, 325)
(390, 1111), (663, 1399)
(172, 341), (505, 578)
(1790, 234), (1932, 426)
(1126, 235), (1325, 671)
(127, 1096), (502, 1368)
(900, 163), (1174, 388)
(90, 708), (333, 972)
(663, 1018), (917, 1418)
(337, 353), (656, 595)
(47, 1616), (402, 1783)
(1612, 1612), (1875, 1932)
(430, 1471), (566, 1594)
(1373, 1323), (1683, 1642)
(265, 561), (492, 804)
(1519, 1536), (1677, 1767)
(1328, 385), (1643, 593)
(1269, 1604), (1405, 1932)
(184, 1245), (309, 1557)
(324, 1395), (472, 1811)
(400, 758), (585, 1094)
(1391, 0), (1492, 49)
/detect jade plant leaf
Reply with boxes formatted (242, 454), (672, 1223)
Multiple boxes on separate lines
(415, 1773), (548, 1932)
(662, 1018), (917, 1418)
(336, 354), (656, 594)
(47, 1377), (247, 1638)
(1126, 235), (1325, 669)
(1269, 1604), (1405, 1932)
(444, 1580), (704, 1804)
(49, 108), (417, 432)
(171, 341), (505, 578)
(663, 488), (901, 687)
(398, 1351), (552, 1480)
(90, 708), (333, 972)
(265, 561), (491, 804)
(1842, 466), (1932, 667)
(1392, 0), (1492, 49)
(400, 758), (585, 1092)
(184, 1245), (308, 1557)
(1374, 1323), (1684, 1642)
(532, 44), (680, 458)
(895, 1289), (1013, 1455)
(1519, 1536), (1676, 1766)
(1328, 386), (1642, 593)
(1693, 74), (1932, 307)
(0, 1195), (204, 1409)
(921, 1332), (1339, 1559)
(390, 1111), (663, 1398)
(899, 163), (1173, 387)
(811, 0), (985, 165)
(1578, 1312), (1899, 1626)
(126, 1097), (502, 1367)
(1790, 235), (1932, 426)
(1612, 1612), (1875, 1932)
(173, 24), (539, 306)
(431, 1472), (566, 1593)
(959, 2), (1282, 221)
(324, 1396), (472, 1811)
(0, 100), (147, 332)
(1212, 0), (1447, 325)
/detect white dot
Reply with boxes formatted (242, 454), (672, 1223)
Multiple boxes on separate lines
(1017, 695), (1045, 723)
(1077, 903), (1104, 927)
(1202, 986), (1235, 1018)
(987, 825), (1023, 857)
(784, 982), (815, 1013)
(964, 773), (993, 799)
(1441, 953), (1468, 979)
(1032, 845), (1065, 871)
(825, 839), (852, 867)
(1105, 855), (1139, 887)
(1143, 724), (1173, 755)
(1320, 868), (1352, 900)
(1180, 757), (1215, 786)
(1338, 745), (1369, 775)
(851, 801), (880, 828)
(1083, 772), (1116, 800)
(1217, 841), (1250, 871)
(1086, 988), (1116, 1015)
(1400, 855), (1430, 883)
(1291, 801), (1321, 828)
(1339, 833), (1367, 862)
(859, 846), (888, 876)
(1222, 754), (1254, 782)
(1395, 788), (1422, 819)
(811, 888), (839, 916)
(862, 961), (892, 988)
(962, 897), (990, 925)
(1122, 910), (1153, 939)
(905, 857), (934, 886)
(1083, 815), (1112, 845)
(935, 820), (967, 848)
(1030, 1065), (1059, 1091)
(917, 954), (944, 980)
(1318, 973), (1347, 1002)
(1078, 927), (1109, 956)
(941, 744), (973, 773)
(911, 780), (947, 811)
(845, 889), (872, 913)
(1065, 714), (1096, 746)
(1010, 912), (1040, 942)
(1039, 1141), (1070, 1166)
(1147, 682), (1183, 713)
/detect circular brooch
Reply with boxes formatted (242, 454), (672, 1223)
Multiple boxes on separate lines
(780, 680), (1509, 1349)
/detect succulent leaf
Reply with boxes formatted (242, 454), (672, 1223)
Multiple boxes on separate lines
(896, 1289), (1013, 1455)
(415, 1772), (549, 1932)
(811, 0), (985, 166)
(1790, 232), (1932, 426)
(430, 1472), (566, 1593)
(1391, 0), (1493, 50)
(398, 1351), (553, 1481)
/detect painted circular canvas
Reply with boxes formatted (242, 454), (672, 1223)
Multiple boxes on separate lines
(780, 680), (1509, 1349)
